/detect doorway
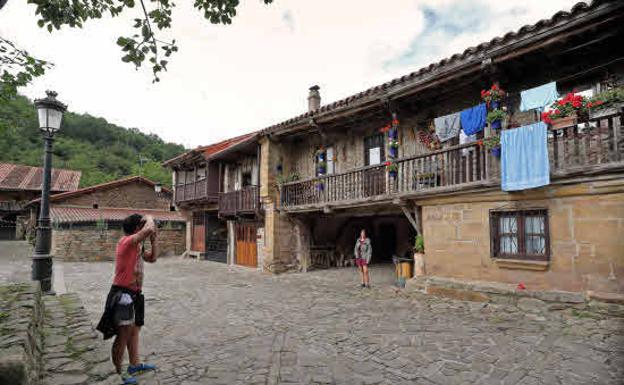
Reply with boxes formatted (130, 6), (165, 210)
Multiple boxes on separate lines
(235, 223), (257, 268)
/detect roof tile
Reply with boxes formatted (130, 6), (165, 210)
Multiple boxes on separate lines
(0, 163), (81, 192)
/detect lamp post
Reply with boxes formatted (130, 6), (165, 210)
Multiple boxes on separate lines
(32, 90), (67, 294)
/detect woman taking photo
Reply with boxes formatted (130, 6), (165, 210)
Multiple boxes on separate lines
(354, 229), (372, 288)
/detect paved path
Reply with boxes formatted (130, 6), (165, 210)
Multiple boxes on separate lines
(2, 241), (623, 385)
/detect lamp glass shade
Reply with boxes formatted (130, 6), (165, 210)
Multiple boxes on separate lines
(37, 105), (64, 133)
(154, 183), (162, 193)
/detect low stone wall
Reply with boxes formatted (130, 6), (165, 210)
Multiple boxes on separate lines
(0, 282), (43, 385)
(52, 226), (186, 262)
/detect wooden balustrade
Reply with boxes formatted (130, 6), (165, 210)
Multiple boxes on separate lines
(549, 109), (623, 176)
(218, 185), (259, 217)
(280, 110), (623, 209)
(174, 179), (217, 204)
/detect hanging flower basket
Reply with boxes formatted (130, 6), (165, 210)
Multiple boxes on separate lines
(487, 109), (506, 130)
(481, 84), (506, 107)
(385, 161), (398, 178)
(491, 147), (501, 158)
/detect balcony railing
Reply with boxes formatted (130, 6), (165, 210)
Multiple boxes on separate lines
(280, 110), (623, 209)
(218, 185), (260, 217)
(175, 179), (218, 204)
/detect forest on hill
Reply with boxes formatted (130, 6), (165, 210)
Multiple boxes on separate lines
(0, 95), (186, 187)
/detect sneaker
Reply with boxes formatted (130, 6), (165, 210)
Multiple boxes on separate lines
(360, 284), (366, 288)
(120, 373), (137, 385)
(365, 284), (371, 289)
(127, 363), (157, 375)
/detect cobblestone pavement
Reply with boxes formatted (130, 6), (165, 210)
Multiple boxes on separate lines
(2, 241), (624, 385)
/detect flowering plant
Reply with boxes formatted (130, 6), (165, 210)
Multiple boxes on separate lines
(384, 161), (398, 173)
(389, 140), (399, 149)
(481, 84), (505, 104)
(589, 86), (623, 111)
(486, 109), (506, 124)
(541, 92), (589, 124)
(379, 124), (391, 134)
(482, 135), (500, 150)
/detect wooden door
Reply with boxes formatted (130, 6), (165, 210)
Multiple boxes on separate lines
(191, 212), (205, 253)
(235, 223), (257, 268)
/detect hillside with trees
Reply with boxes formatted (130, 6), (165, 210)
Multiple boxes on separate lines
(0, 95), (185, 187)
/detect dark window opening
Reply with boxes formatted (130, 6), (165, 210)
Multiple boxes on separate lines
(242, 172), (252, 187)
(490, 209), (549, 261)
(92, 203), (99, 209)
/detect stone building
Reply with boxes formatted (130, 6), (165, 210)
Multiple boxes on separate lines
(0, 162), (81, 240)
(167, 0), (624, 298)
(28, 176), (186, 261)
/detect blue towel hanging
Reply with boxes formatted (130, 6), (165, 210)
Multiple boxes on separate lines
(520, 82), (559, 112)
(460, 103), (486, 135)
(501, 122), (550, 191)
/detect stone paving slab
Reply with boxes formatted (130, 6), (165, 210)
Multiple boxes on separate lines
(59, 259), (624, 385)
(1, 242), (623, 384)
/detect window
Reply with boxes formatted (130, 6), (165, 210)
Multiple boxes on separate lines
(326, 146), (335, 175)
(490, 209), (549, 261)
(364, 134), (385, 166)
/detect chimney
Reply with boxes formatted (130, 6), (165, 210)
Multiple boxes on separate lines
(308, 85), (321, 112)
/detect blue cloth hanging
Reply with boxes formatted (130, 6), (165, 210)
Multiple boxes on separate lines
(520, 82), (559, 112)
(501, 121), (550, 191)
(434, 112), (461, 142)
(460, 103), (486, 135)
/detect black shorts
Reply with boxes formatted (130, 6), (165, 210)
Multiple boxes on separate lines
(112, 289), (144, 327)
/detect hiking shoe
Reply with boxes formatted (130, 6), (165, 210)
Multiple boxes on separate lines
(120, 373), (137, 385)
(360, 284), (366, 288)
(127, 363), (157, 375)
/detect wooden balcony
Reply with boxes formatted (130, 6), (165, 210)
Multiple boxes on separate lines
(174, 180), (218, 205)
(218, 186), (260, 218)
(280, 110), (624, 210)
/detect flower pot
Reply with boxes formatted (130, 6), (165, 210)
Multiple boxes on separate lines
(316, 184), (325, 191)
(490, 119), (502, 130)
(550, 115), (577, 130)
(389, 130), (398, 140)
(318, 167), (326, 174)
(491, 147), (501, 158)
(389, 147), (398, 157)
(589, 104), (623, 120)
(389, 170), (397, 178)
(413, 252), (425, 277)
(490, 100), (500, 110)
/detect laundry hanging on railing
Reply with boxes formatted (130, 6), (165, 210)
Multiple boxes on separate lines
(434, 112), (461, 142)
(460, 103), (487, 135)
(459, 130), (477, 156)
(501, 121), (550, 191)
(519, 82), (559, 112)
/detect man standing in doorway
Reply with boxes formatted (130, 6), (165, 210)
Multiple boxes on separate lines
(97, 214), (158, 385)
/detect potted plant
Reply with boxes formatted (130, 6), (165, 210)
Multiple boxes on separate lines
(588, 86), (624, 119)
(481, 84), (506, 110)
(483, 135), (501, 157)
(317, 160), (327, 175)
(541, 92), (589, 129)
(486, 109), (506, 130)
(388, 140), (399, 158)
(413, 235), (425, 277)
(385, 161), (398, 178)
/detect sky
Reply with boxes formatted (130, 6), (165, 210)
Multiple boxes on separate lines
(0, 0), (577, 148)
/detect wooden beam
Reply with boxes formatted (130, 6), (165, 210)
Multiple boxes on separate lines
(399, 204), (419, 233)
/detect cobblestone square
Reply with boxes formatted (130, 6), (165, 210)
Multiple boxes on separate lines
(2, 241), (623, 385)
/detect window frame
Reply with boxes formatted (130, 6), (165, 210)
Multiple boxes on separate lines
(364, 133), (385, 166)
(489, 208), (550, 261)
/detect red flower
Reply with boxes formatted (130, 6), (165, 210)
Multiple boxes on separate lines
(392, 119), (400, 126)
(492, 84), (499, 91)
(572, 100), (581, 108)
(517, 282), (526, 290)
(594, 100), (604, 106)
(384, 161), (391, 166)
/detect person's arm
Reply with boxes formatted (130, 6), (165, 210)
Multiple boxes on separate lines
(129, 215), (155, 245)
(354, 241), (359, 258)
(144, 232), (158, 263)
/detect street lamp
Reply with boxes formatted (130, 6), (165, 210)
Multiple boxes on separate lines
(154, 182), (163, 194)
(32, 90), (67, 294)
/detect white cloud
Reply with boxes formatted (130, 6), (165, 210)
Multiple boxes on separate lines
(0, 0), (577, 147)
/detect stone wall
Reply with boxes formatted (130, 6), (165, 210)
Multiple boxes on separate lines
(54, 182), (171, 210)
(52, 225), (186, 262)
(0, 282), (43, 385)
(421, 181), (624, 295)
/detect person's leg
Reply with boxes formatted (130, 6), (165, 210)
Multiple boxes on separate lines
(358, 265), (364, 285)
(363, 265), (370, 286)
(127, 325), (140, 367)
(112, 326), (132, 374)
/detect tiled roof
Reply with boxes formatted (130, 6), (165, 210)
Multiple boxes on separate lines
(50, 206), (185, 224)
(36, 176), (171, 204)
(0, 163), (81, 192)
(261, 0), (617, 135)
(162, 132), (257, 167)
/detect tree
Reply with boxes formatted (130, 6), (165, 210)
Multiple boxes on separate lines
(0, 0), (273, 100)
